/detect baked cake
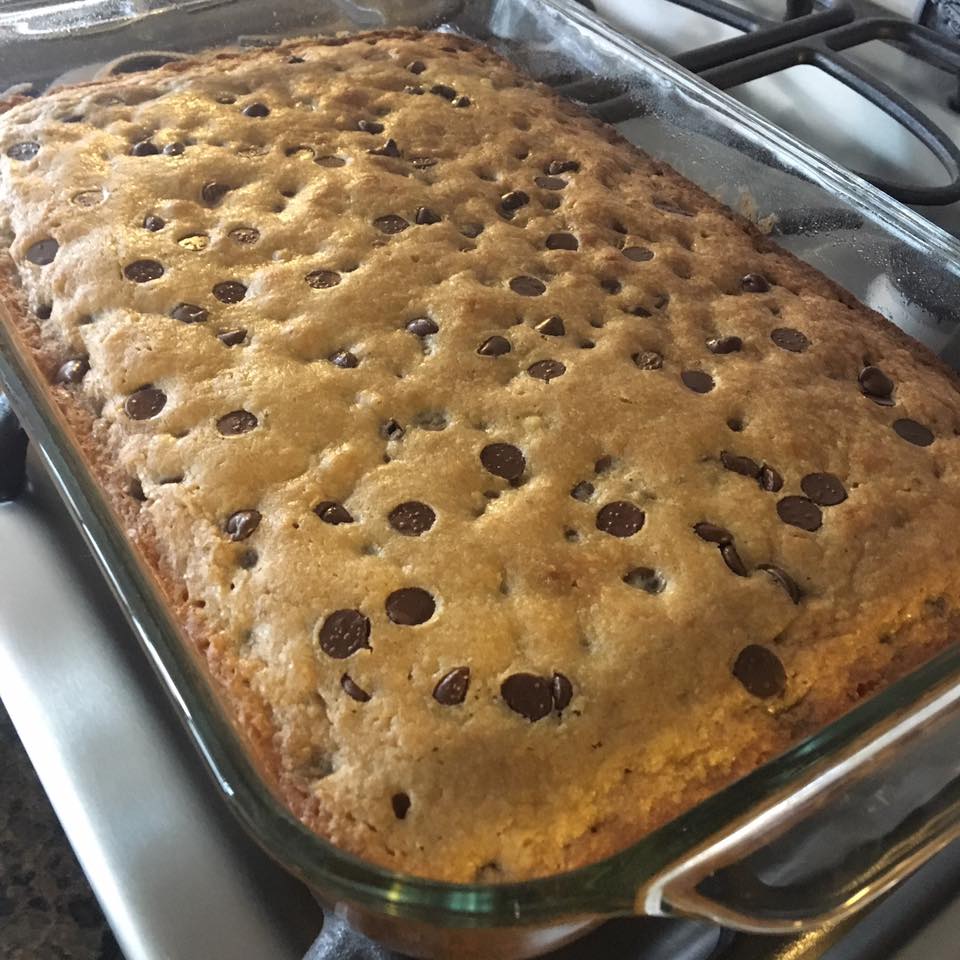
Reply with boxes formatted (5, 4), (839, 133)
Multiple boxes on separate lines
(1, 29), (958, 883)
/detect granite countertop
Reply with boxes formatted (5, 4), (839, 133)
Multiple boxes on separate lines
(1, 700), (122, 960)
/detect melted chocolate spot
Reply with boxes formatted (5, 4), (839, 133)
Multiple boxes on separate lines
(480, 443), (525, 480)
(859, 365), (894, 404)
(721, 451), (760, 478)
(707, 335), (742, 354)
(318, 609), (370, 659)
(622, 246), (654, 262)
(26, 239), (59, 266)
(125, 386), (166, 420)
(314, 501), (354, 525)
(693, 522), (732, 544)
(527, 359), (566, 381)
(388, 501), (435, 536)
(681, 370), (714, 393)
(596, 501), (645, 538)
(341, 673), (371, 702)
(305, 269), (341, 288)
(433, 667), (469, 705)
(374, 214), (409, 234)
(771, 327), (810, 353)
(391, 792), (411, 820)
(623, 567), (665, 594)
(509, 275), (546, 296)
(386, 587), (435, 625)
(801, 472), (847, 506)
(893, 418), (934, 447)
(535, 176), (566, 190)
(545, 232), (578, 250)
(501, 673), (553, 722)
(733, 644), (786, 698)
(571, 481), (594, 502)
(225, 509), (261, 541)
(776, 496), (822, 531)
(430, 83), (457, 100)
(216, 409), (258, 435)
(213, 280), (246, 303)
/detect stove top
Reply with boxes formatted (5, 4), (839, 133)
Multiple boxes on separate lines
(2, 1), (960, 959)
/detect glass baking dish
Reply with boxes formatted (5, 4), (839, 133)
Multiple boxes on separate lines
(2, 1), (960, 958)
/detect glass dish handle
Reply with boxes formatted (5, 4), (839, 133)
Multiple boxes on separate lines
(641, 678), (960, 933)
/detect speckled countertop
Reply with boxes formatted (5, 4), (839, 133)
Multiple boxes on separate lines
(1, 700), (123, 960)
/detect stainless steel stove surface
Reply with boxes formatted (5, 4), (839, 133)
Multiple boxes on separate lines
(4, 2), (960, 959)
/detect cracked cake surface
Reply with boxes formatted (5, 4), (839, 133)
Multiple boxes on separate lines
(1, 29), (959, 882)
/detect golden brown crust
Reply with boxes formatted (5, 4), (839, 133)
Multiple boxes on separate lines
(1, 29), (958, 882)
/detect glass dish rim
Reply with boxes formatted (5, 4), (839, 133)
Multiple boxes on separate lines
(1, 0), (959, 928)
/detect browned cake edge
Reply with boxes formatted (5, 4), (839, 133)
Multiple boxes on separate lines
(1, 28), (958, 881)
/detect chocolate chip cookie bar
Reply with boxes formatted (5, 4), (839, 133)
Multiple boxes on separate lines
(1, 29), (959, 883)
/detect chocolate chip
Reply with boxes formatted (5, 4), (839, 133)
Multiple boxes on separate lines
(633, 351), (663, 370)
(26, 239), (59, 266)
(721, 543), (748, 577)
(893, 418), (934, 447)
(225, 509), (261, 541)
(288, 55), (305, 63)
(411, 156), (438, 169)
(218, 328), (247, 346)
(859, 365), (894, 404)
(143, 214), (166, 232)
(596, 500), (645, 538)
(329, 349), (359, 368)
(622, 246), (654, 262)
(318, 609), (370, 659)
(170, 302), (208, 324)
(741, 273), (770, 293)
(201, 181), (232, 205)
(501, 673), (553, 722)
(501, 190), (530, 212)
(721, 451), (760, 477)
(391, 792), (411, 820)
(374, 214), (409, 235)
(623, 567), (665, 594)
(229, 226), (260, 244)
(406, 317), (438, 336)
(341, 673), (370, 702)
(595, 455), (614, 474)
(56, 357), (89, 385)
(130, 140), (159, 157)
(758, 464), (783, 492)
(528, 359), (565, 381)
(314, 501), (353, 525)
(571, 481), (594, 501)
(305, 269), (341, 288)
(213, 280), (246, 303)
(707, 335), (742, 354)
(545, 232), (578, 251)
(430, 83), (456, 100)
(509, 276), (546, 296)
(535, 316), (565, 336)
(386, 587), (435, 625)
(600, 277), (622, 295)
(758, 564), (803, 604)
(459, 221), (483, 237)
(801, 472), (847, 506)
(771, 327), (810, 353)
(7, 141), (39, 161)
(477, 335), (510, 356)
(125, 386), (166, 420)
(238, 549), (258, 569)
(653, 198), (692, 217)
(315, 155), (347, 167)
(546, 159), (579, 175)
(405, 84), (425, 95)
(242, 102), (270, 117)
(35, 303), (52, 320)
(433, 667), (469, 705)
(480, 443), (525, 480)
(163, 141), (185, 156)
(357, 119), (384, 134)
(452, 96), (471, 108)
(415, 206), (441, 225)
(407, 60), (427, 74)
(776, 496), (822, 531)
(693, 522), (732, 544)
(369, 138), (401, 158)
(681, 370), (714, 393)
(388, 501), (436, 536)
(629, 305), (652, 318)
(552, 673), (573, 713)
(216, 409), (258, 435)
(124, 258), (165, 283)
(381, 420), (404, 441)
(535, 176), (566, 190)
(733, 644), (786, 698)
